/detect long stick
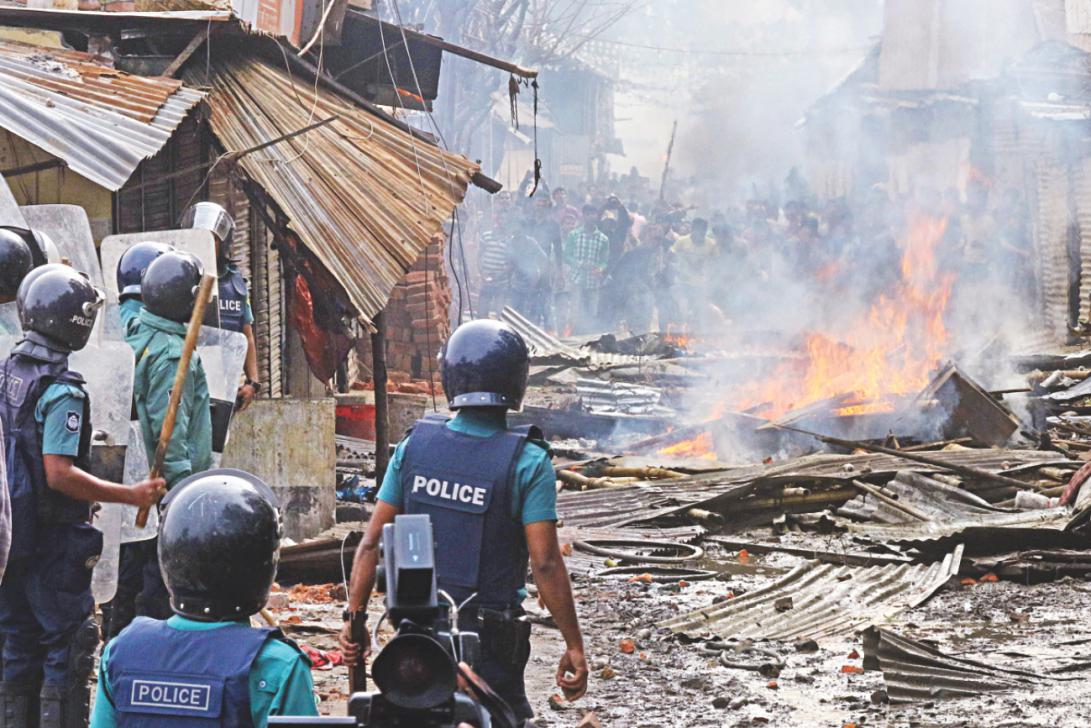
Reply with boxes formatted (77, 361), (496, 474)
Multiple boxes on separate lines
(658, 120), (678, 203)
(770, 423), (1033, 491)
(135, 274), (216, 528)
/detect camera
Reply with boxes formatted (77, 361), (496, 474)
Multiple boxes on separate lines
(270, 515), (513, 728)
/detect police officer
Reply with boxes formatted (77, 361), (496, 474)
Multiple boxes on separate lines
(103, 240), (176, 641)
(0, 265), (163, 728)
(180, 202), (261, 411)
(115, 241), (174, 332)
(125, 250), (213, 621)
(340, 320), (589, 722)
(90, 469), (318, 727)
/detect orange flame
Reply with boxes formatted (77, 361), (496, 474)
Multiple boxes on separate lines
(735, 212), (954, 420)
(658, 431), (717, 461)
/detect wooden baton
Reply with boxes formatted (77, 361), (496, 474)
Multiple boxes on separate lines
(135, 274), (216, 528)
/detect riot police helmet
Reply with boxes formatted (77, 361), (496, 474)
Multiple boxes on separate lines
(0, 226), (59, 268)
(0, 228), (33, 301)
(180, 201), (235, 248)
(116, 241), (174, 300)
(159, 469), (281, 620)
(17, 264), (104, 352)
(440, 319), (529, 410)
(141, 250), (203, 323)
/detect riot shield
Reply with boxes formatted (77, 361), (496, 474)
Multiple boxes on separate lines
(100, 230), (221, 338)
(0, 174), (27, 228)
(198, 327), (250, 465)
(20, 205), (103, 289)
(72, 335), (135, 605)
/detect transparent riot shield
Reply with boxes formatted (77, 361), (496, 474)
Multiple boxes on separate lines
(72, 331), (135, 605)
(20, 205), (103, 289)
(100, 230), (220, 338)
(0, 173), (26, 228)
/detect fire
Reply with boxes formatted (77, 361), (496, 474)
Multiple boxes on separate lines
(736, 212), (955, 420)
(664, 323), (693, 349)
(658, 431), (717, 461)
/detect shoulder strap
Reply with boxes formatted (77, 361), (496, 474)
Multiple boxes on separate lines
(510, 423), (551, 455)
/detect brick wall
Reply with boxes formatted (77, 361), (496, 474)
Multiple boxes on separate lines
(355, 235), (451, 388)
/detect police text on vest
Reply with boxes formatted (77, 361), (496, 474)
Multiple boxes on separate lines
(412, 475), (487, 506)
(130, 680), (211, 711)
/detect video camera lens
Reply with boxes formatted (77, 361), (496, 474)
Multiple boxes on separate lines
(372, 633), (457, 711)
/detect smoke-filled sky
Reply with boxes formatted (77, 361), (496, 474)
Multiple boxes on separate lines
(602, 0), (882, 197)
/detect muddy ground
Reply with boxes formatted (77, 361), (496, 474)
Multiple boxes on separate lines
(281, 530), (1091, 727)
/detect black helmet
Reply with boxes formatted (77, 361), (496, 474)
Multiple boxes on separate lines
(0, 228), (33, 300)
(142, 250), (203, 323)
(0, 226), (59, 268)
(17, 264), (104, 352)
(159, 469), (281, 620)
(116, 241), (174, 300)
(180, 201), (235, 248)
(440, 320), (529, 410)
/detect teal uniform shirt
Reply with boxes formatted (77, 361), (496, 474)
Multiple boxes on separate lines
(378, 409), (558, 525)
(90, 616), (318, 728)
(127, 309), (212, 488)
(35, 382), (86, 457)
(118, 298), (143, 333)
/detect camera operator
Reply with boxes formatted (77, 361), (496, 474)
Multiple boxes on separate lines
(340, 320), (588, 723)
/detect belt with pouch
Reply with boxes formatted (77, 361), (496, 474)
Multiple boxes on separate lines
(459, 606), (531, 669)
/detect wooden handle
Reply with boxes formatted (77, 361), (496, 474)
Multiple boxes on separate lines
(348, 611), (368, 692)
(135, 274), (216, 528)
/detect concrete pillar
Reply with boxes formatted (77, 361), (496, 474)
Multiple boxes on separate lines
(221, 397), (336, 542)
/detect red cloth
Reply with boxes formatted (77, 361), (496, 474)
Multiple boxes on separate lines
(299, 642), (343, 671)
(1060, 460), (1091, 506)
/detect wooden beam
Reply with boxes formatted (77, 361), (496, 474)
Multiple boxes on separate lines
(372, 310), (390, 485)
(163, 25), (211, 78)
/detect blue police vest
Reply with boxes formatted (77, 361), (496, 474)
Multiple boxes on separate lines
(400, 416), (533, 609)
(0, 343), (93, 558)
(218, 265), (249, 333)
(107, 617), (284, 728)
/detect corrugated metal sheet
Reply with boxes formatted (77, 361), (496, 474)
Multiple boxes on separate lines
(198, 55), (479, 324)
(837, 470), (1007, 523)
(575, 378), (671, 416)
(660, 548), (962, 641)
(501, 306), (658, 369)
(558, 449), (1064, 530)
(862, 627), (1052, 702)
(0, 39), (203, 190)
(845, 507), (1075, 549)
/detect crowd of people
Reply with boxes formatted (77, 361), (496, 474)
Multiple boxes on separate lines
(470, 171), (1038, 338)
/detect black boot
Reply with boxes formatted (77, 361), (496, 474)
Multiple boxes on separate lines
(0, 681), (40, 728)
(38, 683), (88, 728)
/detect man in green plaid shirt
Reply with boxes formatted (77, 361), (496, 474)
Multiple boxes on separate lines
(562, 204), (609, 332)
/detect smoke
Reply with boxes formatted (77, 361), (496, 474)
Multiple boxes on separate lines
(598, 1), (1057, 461)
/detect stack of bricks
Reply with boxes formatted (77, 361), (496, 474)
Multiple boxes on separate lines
(359, 236), (451, 385)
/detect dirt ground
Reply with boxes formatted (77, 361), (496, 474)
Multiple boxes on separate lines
(276, 529), (1091, 727)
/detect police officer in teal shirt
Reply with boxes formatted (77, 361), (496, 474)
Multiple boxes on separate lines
(181, 202), (262, 410)
(107, 241), (177, 640)
(125, 251), (213, 620)
(91, 469), (318, 728)
(0, 265), (162, 728)
(341, 320), (588, 722)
